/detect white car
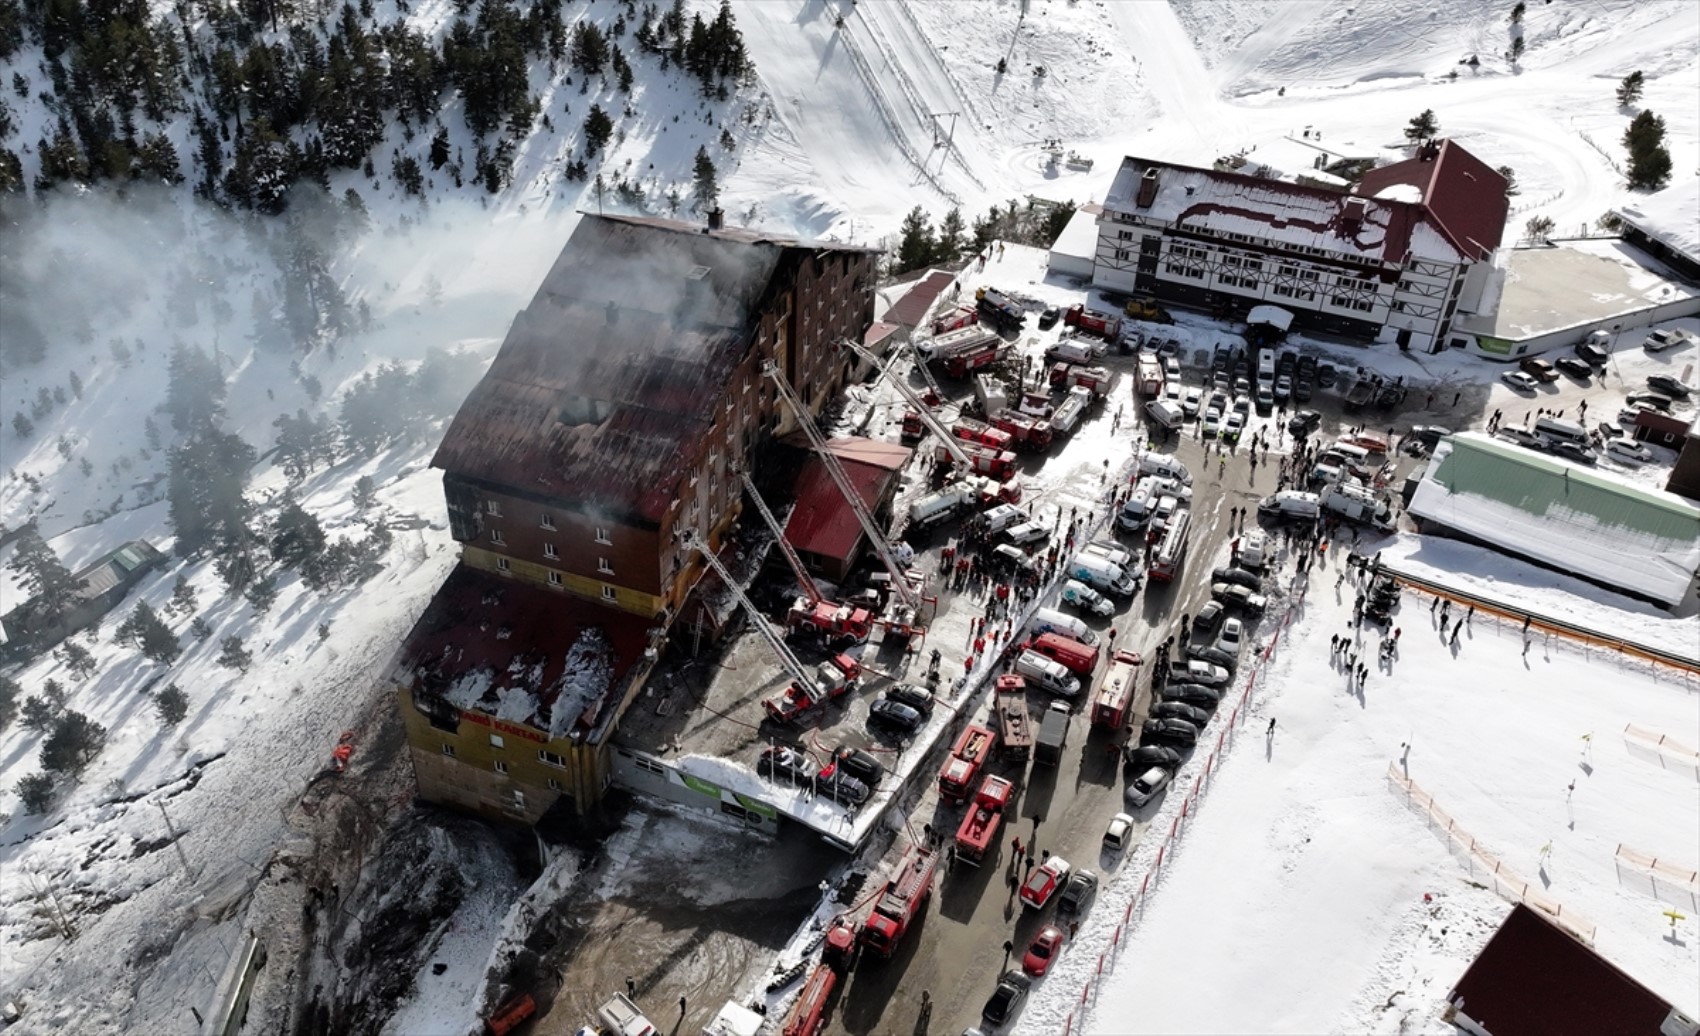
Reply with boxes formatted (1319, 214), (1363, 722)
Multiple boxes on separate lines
(1217, 617), (1246, 658)
(1643, 328), (1688, 352)
(1607, 438), (1652, 464)
(1202, 407), (1223, 439)
(1182, 387), (1203, 418)
(1061, 579), (1115, 616)
(1150, 494), (1181, 532)
(1103, 813), (1134, 854)
(1500, 371), (1539, 392)
(1170, 659), (1230, 687)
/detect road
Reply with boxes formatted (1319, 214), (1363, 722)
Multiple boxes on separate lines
(834, 343), (1444, 1036)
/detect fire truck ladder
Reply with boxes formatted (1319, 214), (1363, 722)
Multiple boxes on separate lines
(737, 470), (823, 606)
(762, 361), (925, 620)
(678, 530), (820, 696)
(838, 338), (976, 472)
(907, 336), (947, 404)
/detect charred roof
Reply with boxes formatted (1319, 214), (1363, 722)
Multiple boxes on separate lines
(432, 214), (875, 523)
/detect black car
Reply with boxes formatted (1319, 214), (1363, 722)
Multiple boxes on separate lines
(982, 971), (1031, 1028)
(1210, 582), (1268, 615)
(1316, 364), (1338, 388)
(883, 683), (935, 716)
(1193, 600), (1226, 636)
(1554, 356), (1593, 380)
(1409, 424), (1452, 448)
(1161, 683), (1222, 708)
(1287, 409), (1322, 437)
(1647, 374), (1693, 399)
(819, 770), (869, 806)
(1293, 376), (1314, 402)
(1550, 440), (1598, 466)
(831, 745), (885, 789)
(1187, 644), (1238, 671)
(1142, 717), (1201, 745)
(867, 699), (923, 734)
(1125, 744), (1183, 770)
(1212, 566), (1263, 591)
(1151, 700), (1211, 727)
(1495, 426), (1543, 448)
(1038, 305), (1062, 330)
(1625, 392), (1674, 412)
(1574, 341), (1609, 365)
(758, 746), (817, 785)
(1057, 870), (1098, 915)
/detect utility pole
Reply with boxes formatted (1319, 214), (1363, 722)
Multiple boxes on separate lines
(158, 800), (198, 882)
(929, 112), (959, 152)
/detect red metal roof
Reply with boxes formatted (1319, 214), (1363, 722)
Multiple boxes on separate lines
(785, 440), (911, 565)
(393, 564), (652, 741)
(1357, 139), (1509, 260)
(1449, 904), (1684, 1036)
(884, 270), (955, 329)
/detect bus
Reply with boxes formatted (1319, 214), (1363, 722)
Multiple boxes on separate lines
(1149, 509), (1190, 584)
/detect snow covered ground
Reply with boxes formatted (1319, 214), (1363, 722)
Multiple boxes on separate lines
(1018, 536), (1700, 1034)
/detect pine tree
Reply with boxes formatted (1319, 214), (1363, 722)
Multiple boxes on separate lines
(217, 635), (253, 673)
(169, 573), (198, 616)
(583, 104), (614, 157)
(0, 674), (19, 730)
(934, 206), (966, 265)
(57, 640), (97, 681)
(165, 343), (227, 434)
(68, 371), (83, 399)
(1623, 110), (1672, 190)
(692, 146), (718, 211)
(1510, 36), (1524, 62)
(271, 499), (327, 569)
(1496, 166), (1519, 196)
(19, 681), (66, 732)
(352, 475), (378, 512)
(1509, 2), (1525, 24)
(1615, 70), (1645, 108)
(11, 411), (31, 438)
(154, 684), (189, 726)
(896, 206), (936, 273)
(1403, 109), (1440, 144)
(244, 572), (279, 613)
(7, 522), (86, 618)
(40, 711), (106, 776)
(115, 601), (182, 665)
(429, 126), (451, 170)
(16, 773), (56, 814)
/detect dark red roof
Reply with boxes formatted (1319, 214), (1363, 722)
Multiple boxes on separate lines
(884, 270), (955, 329)
(1358, 139), (1509, 260)
(785, 439), (910, 565)
(1449, 904), (1686, 1036)
(394, 564), (652, 741)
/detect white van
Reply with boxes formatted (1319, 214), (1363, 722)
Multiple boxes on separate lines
(1029, 607), (1099, 645)
(1144, 399), (1185, 430)
(1068, 552), (1139, 597)
(1015, 650), (1082, 698)
(1533, 415), (1589, 447)
(1047, 340), (1100, 365)
(1118, 481), (1159, 531)
(977, 503), (1024, 536)
(1258, 490), (1320, 521)
(1238, 528), (1269, 569)
(1137, 453), (1192, 485)
(1083, 539), (1134, 569)
(1257, 350), (1276, 380)
(1005, 521), (1049, 546)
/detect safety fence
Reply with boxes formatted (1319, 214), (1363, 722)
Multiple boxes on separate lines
(1623, 723), (1700, 783)
(1055, 590), (1301, 1035)
(1613, 845), (1700, 912)
(1384, 765), (1598, 945)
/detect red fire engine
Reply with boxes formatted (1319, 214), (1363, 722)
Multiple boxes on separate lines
(937, 724), (999, 801)
(1062, 303), (1123, 339)
(1090, 650), (1143, 730)
(952, 418), (1014, 452)
(780, 916), (857, 1036)
(858, 847), (939, 957)
(954, 774), (1015, 867)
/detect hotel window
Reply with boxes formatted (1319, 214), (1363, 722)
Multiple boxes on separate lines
(539, 750), (567, 768)
(602, 585), (618, 602)
(493, 760), (509, 775)
(543, 543), (558, 559)
(441, 744), (456, 757)
(490, 528), (504, 545)
(496, 557), (510, 572)
(598, 557), (614, 574)
(486, 500), (502, 517)
(490, 734), (505, 749)
(595, 527), (612, 545)
(540, 513), (555, 530)
(511, 790), (526, 809)
(548, 778), (563, 791)
(548, 571), (563, 587)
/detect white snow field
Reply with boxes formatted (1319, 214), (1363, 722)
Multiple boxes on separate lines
(1017, 537), (1700, 1035)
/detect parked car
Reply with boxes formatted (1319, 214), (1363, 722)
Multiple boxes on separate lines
(1192, 600), (1226, 636)
(1293, 375), (1314, 402)
(867, 698), (924, 734)
(1221, 412), (1246, 444)
(1161, 682), (1222, 708)
(1212, 566), (1263, 591)
(1574, 340), (1609, 365)
(1150, 494), (1182, 533)
(1125, 765), (1173, 808)
(1187, 644), (1239, 671)
(1549, 441), (1598, 466)
(1287, 409), (1322, 437)
(883, 683), (935, 716)
(1273, 374), (1293, 402)
(981, 972), (1031, 1029)
(1409, 424), (1452, 448)
(819, 770), (869, 805)
(1316, 364), (1338, 388)
(831, 745), (885, 788)
(1182, 386), (1203, 417)
(1103, 813), (1135, 854)
(1211, 582), (1268, 614)
(1607, 438), (1653, 463)
(1061, 579), (1115, 616)
(1643, 328), (1686, 352)
(1019, 857), (1072, 909)
(1170, 659), (1230, 686)
(1626, 392), (1674, 413)
(1647, 375), (1692, 399)
(1217, 618), (1246, 657)
(991, 543), (1042, 575)
(1553, 357), (1593, 380)
(1519, 357), (1560, 382)
(1057, 870), (1098, 916)
(1125, 744), (1183, 771)
(1255, 384), (1275, 413)
(1038, 306), (1061, 330)
(1021, 926), (1066, 977)
(1142, 717), (1201, 745)
(1201, 407), (1222, 439)
(1150, 701), (1210, 727)
(758, 745), (815, 784)
(1618, 405), (1653, 426)
(1500, 370), (1539, 392)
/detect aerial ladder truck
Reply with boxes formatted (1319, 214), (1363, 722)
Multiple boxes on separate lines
(736, 471), (873, 644)
(679, 530), (861, 724)
(763, 361), (932, 640)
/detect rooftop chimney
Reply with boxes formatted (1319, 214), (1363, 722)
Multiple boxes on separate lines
(706, 206), (725, 232)
(1340, 197), (1367, 237)
(1136, 167), (1160, 208)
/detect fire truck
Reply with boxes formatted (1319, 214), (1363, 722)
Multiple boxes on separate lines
(1149, 509), (1191, 584)
(1136, 356), (1165, 398)
(993, 674), (1033, 760)
(990, 411), (1054, 451)
(1062, 303), (1123, 339)
(780, 916), (857, 1036)
(786, 599), (874, 643)
(858, 847), (939, 957)
(1049, 362), (1113, 397)
(920, 324), (1000, 361)
(762, 654), (863, 723)
(943, 344), (1004, 379)
(1090, 650), (1143, 730)
(938, 723), (999, 801)
(953, 774), (1015, 867)
(975, 286), (1026, 332)
(933, 440), (1017, 481)
(931, 304), (979, 336)
(952, 418), (1014, 452)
